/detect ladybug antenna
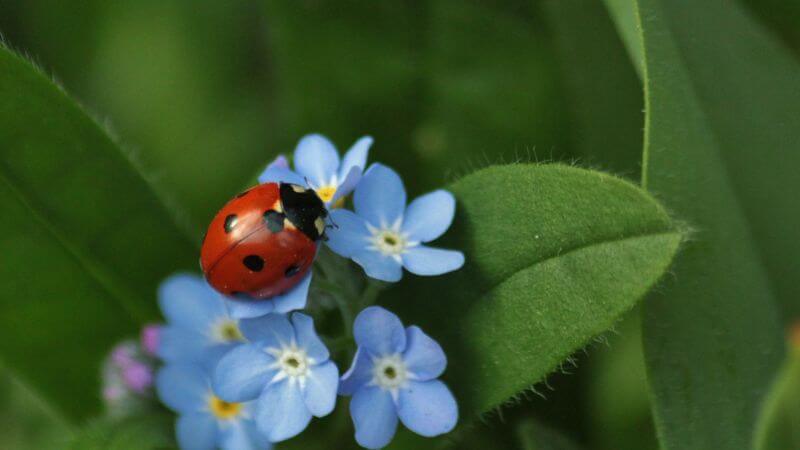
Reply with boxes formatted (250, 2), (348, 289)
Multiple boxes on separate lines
(326, 215), (339, 230)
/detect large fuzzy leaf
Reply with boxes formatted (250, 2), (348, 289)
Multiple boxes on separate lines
(0, 46), (197, 420)
(389, 164), (681, 417)
(603, 0), (799, 447)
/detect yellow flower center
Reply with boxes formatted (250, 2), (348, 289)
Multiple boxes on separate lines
(316, 185), (337, 203)
(209, 396), (243, 420)
(215, 320), (244, 342)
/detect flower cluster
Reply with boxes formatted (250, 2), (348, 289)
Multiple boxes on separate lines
(101, 331), (158, 417)
(137, 134), (463, 449)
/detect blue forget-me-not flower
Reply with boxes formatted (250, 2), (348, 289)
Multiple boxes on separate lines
(157, 274), (246, 365)
(224, 273), (312, 320)
(339, 306), (458, 449)
(259, 134), (372, 206)
(156, 362), (271, 450)
(325, 164), (464, 282)
(213, 312), (339, 442)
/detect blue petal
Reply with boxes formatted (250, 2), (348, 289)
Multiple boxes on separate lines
(302, 360), (339, 417)
(325, 210), (370, 258)
(402, 326), (446, 381)
(213, 343), (275, 403)
(353, 306), (407, 356)
(291, 313), (329, 362)
(267, 155), (289, 170)
(331, 166), (362, 204)
(401, 190), (456, 243)
(159, 274), (226, 330)
(225, 274), (311, 320)
(157, 326), (207, 362)
(256, 379), (312, 442)
(402, 246), (464, 276)
(338, 136), (372, 181)
(353, 249), (403, 282)
(257, 166), (306, 186)
(225, 296), (275, 320)
(354, 164), (407, 228)
(339, 348), (374, 396)
(397, 380), (458, 437)
(217, 420), (270, 450)
(176, 413), (217, 450)
(293, 134), (340, 188)
(271, 273), (312, 313)
(350, 386), (398, 449)
(239, 314), (296, 350)
(156, 364), (210, 414)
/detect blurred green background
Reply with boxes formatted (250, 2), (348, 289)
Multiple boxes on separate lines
(1, 0), (798, 449)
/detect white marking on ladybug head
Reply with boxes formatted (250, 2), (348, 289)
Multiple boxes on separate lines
(314, 217), (325, 236)
(290, 184), (307, 193)
(283, 218), (297, 230)
(272, 199), (283, 213)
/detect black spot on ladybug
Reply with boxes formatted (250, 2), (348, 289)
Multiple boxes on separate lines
(263, 210), (285, 233)
(224, 214), (238, 233)
(285, 264), (301, 278)
(242, 255), (265, 272)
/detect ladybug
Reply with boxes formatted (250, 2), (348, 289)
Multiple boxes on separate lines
(200, 182), (328, 299)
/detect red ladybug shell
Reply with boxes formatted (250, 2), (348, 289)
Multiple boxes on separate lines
(200, 183), (325, 299)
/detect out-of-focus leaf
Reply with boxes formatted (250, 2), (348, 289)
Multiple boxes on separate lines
(586, 311), (658, 450)
(603, 0), (644, 77)
(739, 0), (800, 57)
(261, 0), (428, 189)
(542, 0), (643, 177)
(603, 0), (800, 447)
(389, 164), (681, 417)
(418, 0), (568, 181)
(0, 367), (72, 450)
(261, 0), (570, 193)
(754, 327), (800, 450)
(90, 0), (273, 232)
(0, 45), (197, 419)
(66, 414), (174, 450)
(517, 419), (582, 450)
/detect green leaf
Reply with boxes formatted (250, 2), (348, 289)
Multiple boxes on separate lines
(388, 164), (681, 417)
(517, 419), (583, 450)
(66, 414), (175, 450)
(0, 45), (197, 419)
(754, 334), (800, 450)
(604, 0), (800, 447)
(603, 0), (644, 77)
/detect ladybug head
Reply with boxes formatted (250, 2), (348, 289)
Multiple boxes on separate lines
(279, 183), (329, 241)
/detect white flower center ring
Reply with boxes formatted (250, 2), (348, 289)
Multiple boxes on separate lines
(367, 220), (418, 261)
(371, 354), (409, 391)
(267, 343), (314, 386)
